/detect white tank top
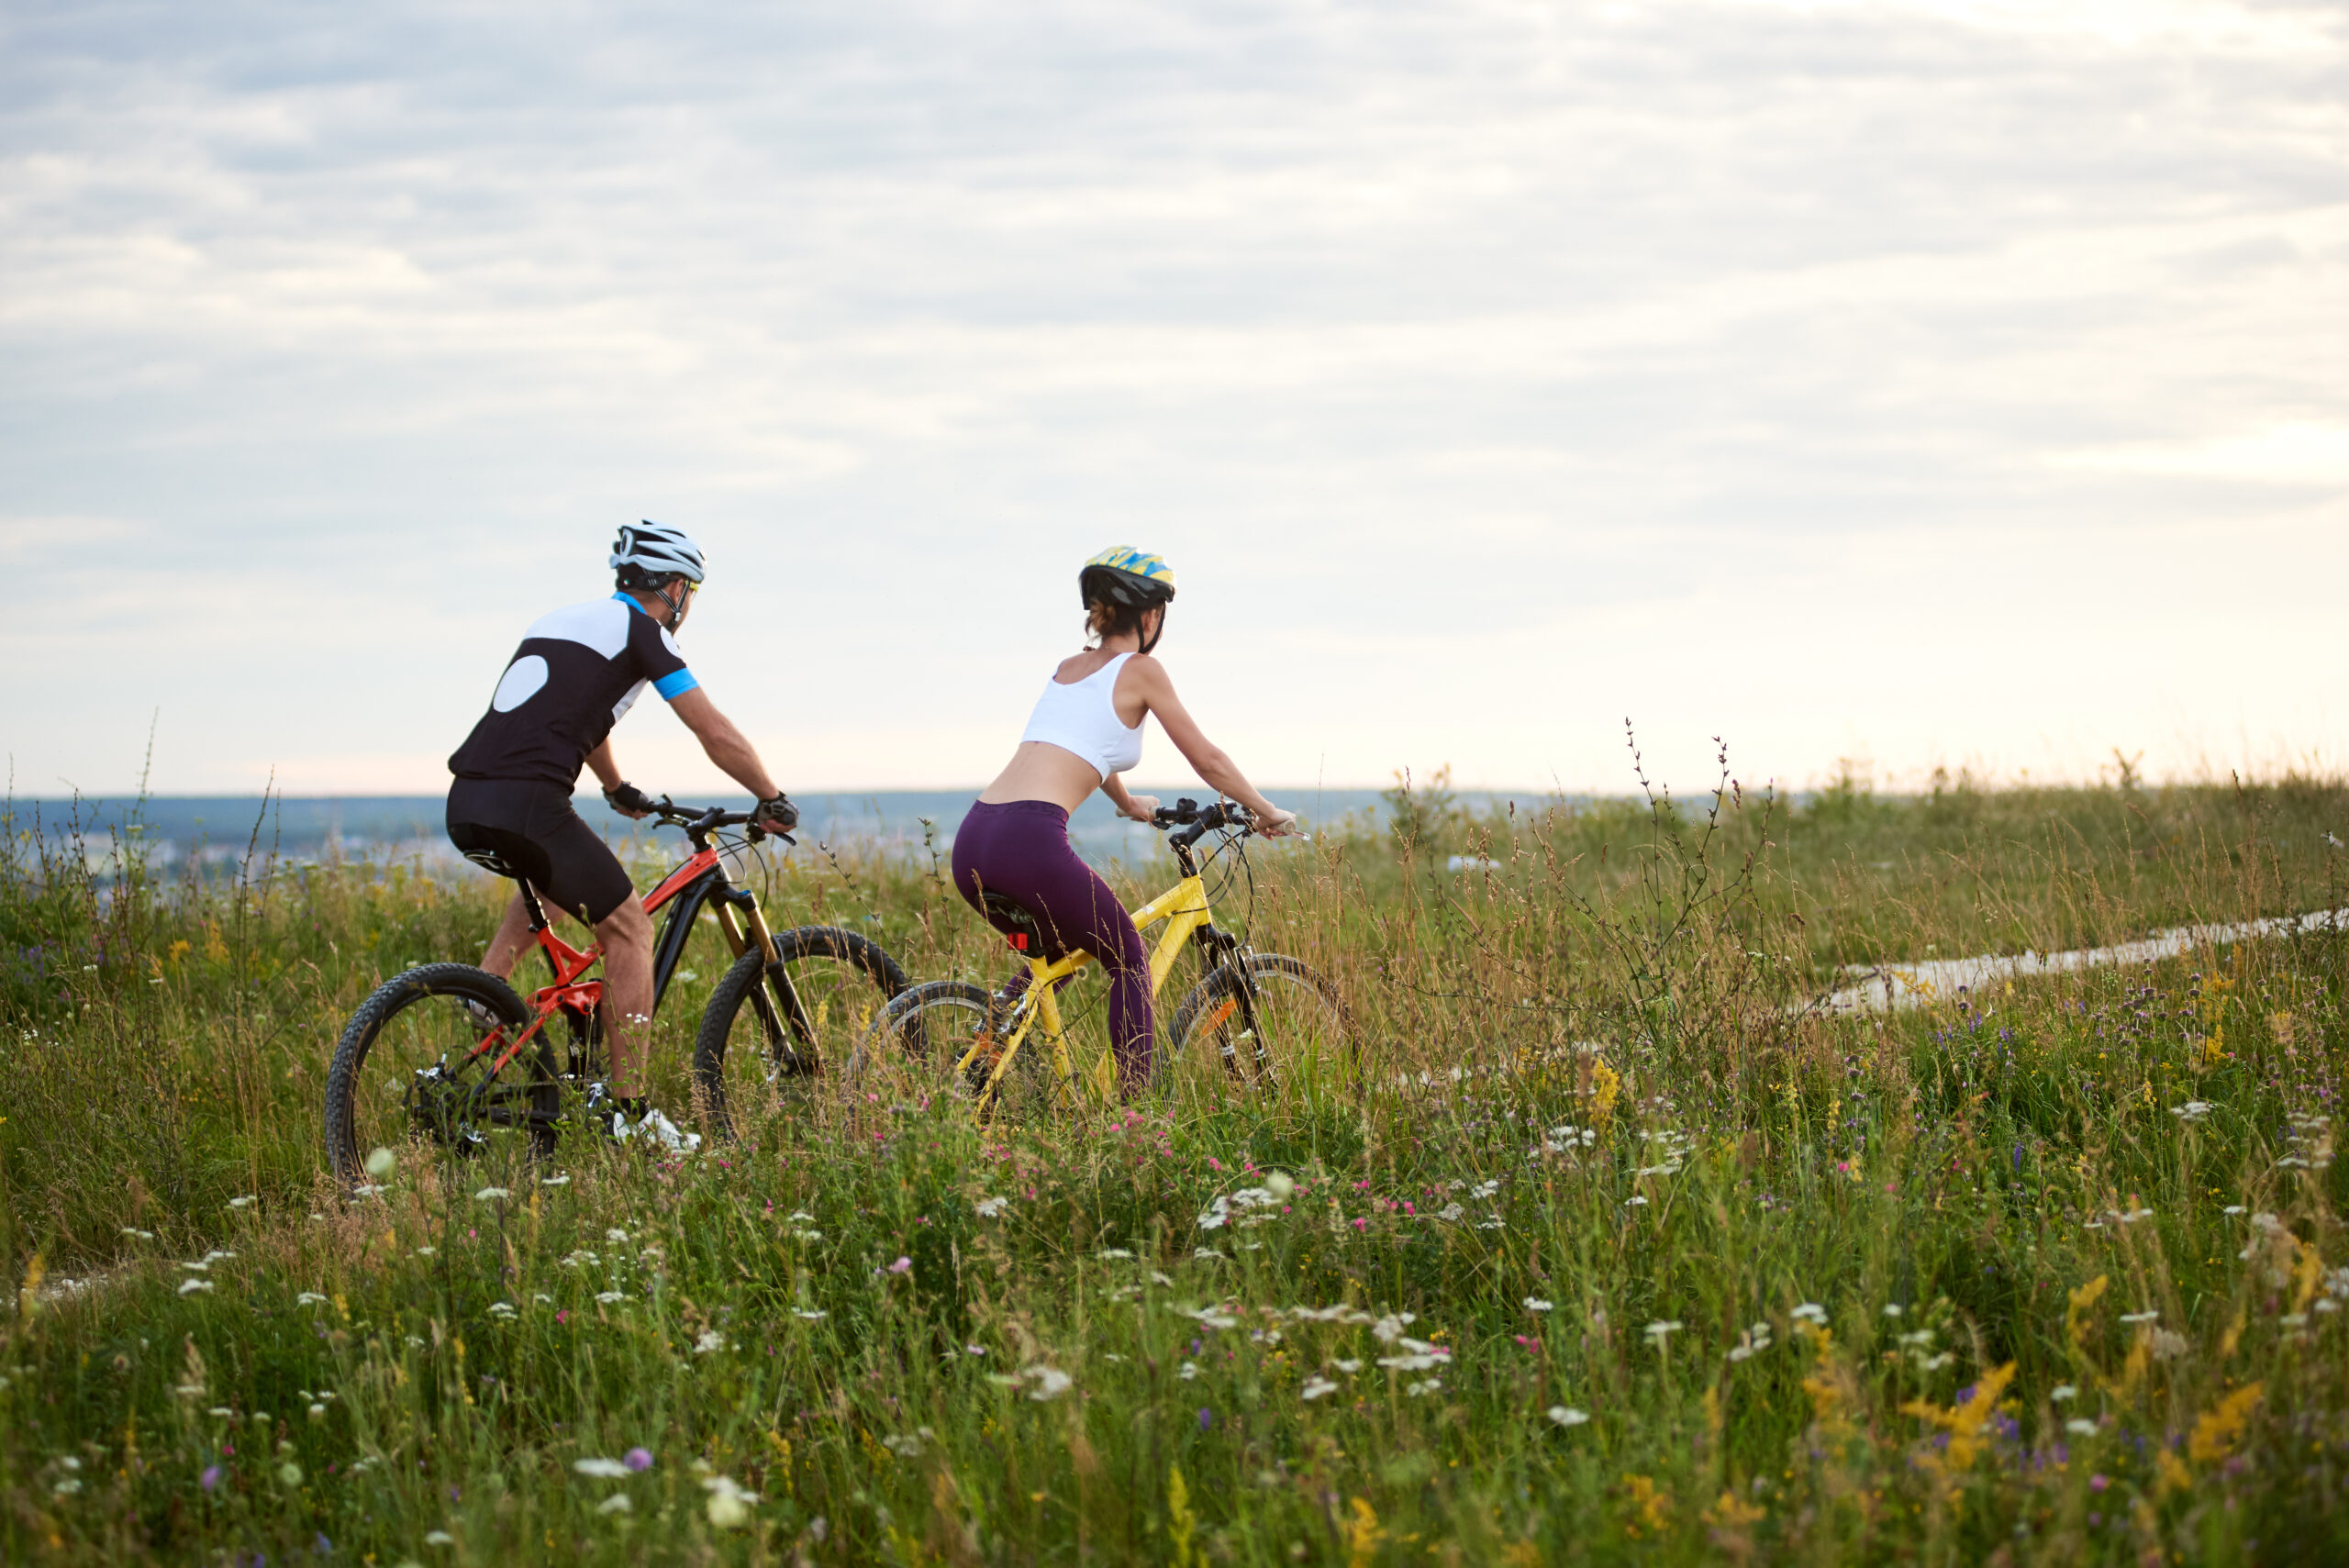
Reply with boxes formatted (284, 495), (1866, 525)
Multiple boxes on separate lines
(1018, 653), (1145, 781)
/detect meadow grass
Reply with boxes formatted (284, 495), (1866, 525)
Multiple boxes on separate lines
(3, 767), (2346, 1564)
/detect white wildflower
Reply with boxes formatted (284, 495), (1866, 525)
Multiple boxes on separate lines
(574, 1458), (630, 1478)
(1524, 1297), (1553, 1312)
(1300, 1376), (1339, 1401)
(1547, 1406), (1590, 1427)
(1023, 1365), (1074, 1402)
(974, 1196), (1008, 1218)
(702, 1474), (758, 1529)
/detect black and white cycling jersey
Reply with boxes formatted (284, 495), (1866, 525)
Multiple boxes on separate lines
(449, 594), (699, 788)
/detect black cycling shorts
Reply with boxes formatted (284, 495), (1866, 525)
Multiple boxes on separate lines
(446, 778), (636, 926)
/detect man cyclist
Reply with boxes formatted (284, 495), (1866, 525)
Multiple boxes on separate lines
(444, 521), (797, 1147)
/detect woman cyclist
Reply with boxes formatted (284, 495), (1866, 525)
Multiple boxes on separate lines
(952, 547), (1297, 1096)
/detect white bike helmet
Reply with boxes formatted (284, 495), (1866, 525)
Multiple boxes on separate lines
(611, 520), (706, 587)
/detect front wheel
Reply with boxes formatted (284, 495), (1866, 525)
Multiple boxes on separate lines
(323, 963), (559, 1188)
(691, 926), (908, 1140)
(1166, 952), (1353, 1094)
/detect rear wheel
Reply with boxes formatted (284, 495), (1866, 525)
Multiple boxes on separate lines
(691, 926), (908, 1140)
(1167, 952), (1353, 1094)
(844, 979), (1077, 1120)
(323, 963), (559, 1188)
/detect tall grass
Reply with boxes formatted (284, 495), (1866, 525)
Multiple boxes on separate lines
(3, 763), (2346, 1563)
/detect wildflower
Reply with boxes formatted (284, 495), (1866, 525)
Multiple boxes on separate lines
(415, 1247), (435, 1257)
(540, 1173), (571, 1186)
(1471, 1179), (1500, 1199)
(2066, 1418), (2098, 1437)
(575, 1458), (630, 1478)
(1185, 1307), (1240, 1330)
(625, 1448), (653, 1471)
(296, 1292), (328, 1307)
(1643, 1319), (1684, 1343)
(308, 1404), (327, 1421)
(1370, 1313), (1417, 1343)
(791, 1309), (826, 1321)
(703, 1475), (758, 1529)
(424, 1530), (455, 1546)
(363, 1148), (396, 1179)
(963, 1343), (986, 1356)
(1023, 1365), (1074, 1401)
(120, 1228), (155, 1240)
(596, 1494), (631, 1514)
(1546, 1406), (1590, 1427)
(595, 1291), (627, 1305)
(974, 1196), (1008, 1218)
(473, 1187), (511, 1203)
(1193, 1248), (1225, 1262)
(1524, 1297), (1553, 1312)
(694, 1330), (726, 1354)
(2171, 1101), (2214, 1122)
(1333, 1359), (1363, 1373)
(52, 1477), (83, 1497)
(2120, 1309), (2158, 1324)
(788, 1210), (815, 1221)
(1097, 1248), (1132, 1260)
(200, 1465), (221, 1491)
(1791, 1303), (1828, 1325)
(277, 1462), (303, 1486)
(1407, 1378), (1442, 1396)
(1300, 1376), (1339, 1400)
(2223, 1204), (2245, 1215)
(487, 1302), (518, 1320)
(179, 1279), (215, 1296)
(606, 1229), (629, 1243)
(1882, 1304), (1904, 1318)
(228, 1195), (258, 1209)
(1178, 1361), (1200, 1381)
(1265, 1171), (1296, 1200)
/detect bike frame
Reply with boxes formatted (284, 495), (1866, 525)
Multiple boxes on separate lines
(462, 837), (784, 1084)
(958, 856), (1257, 1111)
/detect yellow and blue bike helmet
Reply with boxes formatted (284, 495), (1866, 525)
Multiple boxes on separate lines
(1079, 546), (1176, 609)
(1080, 547), (1176, 652)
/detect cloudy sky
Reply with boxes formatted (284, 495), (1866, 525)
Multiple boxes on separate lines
(5, 0), (2343, 802)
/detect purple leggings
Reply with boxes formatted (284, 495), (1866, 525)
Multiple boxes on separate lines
(952, 798), (1153, 1092)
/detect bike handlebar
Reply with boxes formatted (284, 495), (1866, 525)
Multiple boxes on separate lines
(1151, 797), (1252, 849)
(644, 797), (796, 847)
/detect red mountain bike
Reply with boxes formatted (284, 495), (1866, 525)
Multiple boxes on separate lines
(323, 800), (907, 1184)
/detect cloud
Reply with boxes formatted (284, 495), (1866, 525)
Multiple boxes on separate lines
(2, 0), (2343, 793)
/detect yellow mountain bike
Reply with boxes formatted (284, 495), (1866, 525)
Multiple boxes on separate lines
(846, 799), (1350, 1116)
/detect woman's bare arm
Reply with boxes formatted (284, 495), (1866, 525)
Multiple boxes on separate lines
(1122, 657), (1295, 831)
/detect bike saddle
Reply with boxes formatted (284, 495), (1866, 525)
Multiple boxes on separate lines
(978, 891), (1049, 956)
(459, 846), (526, 882)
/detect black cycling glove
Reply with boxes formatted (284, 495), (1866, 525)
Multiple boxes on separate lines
(755, 794), (800, 833)
(603, 781), (658, 815)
